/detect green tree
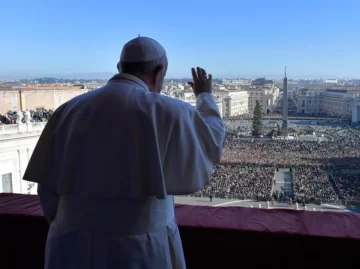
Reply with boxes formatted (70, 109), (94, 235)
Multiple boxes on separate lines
(252, 100), (263, 136)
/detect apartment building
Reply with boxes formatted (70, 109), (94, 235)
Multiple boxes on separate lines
(214, 90), (248, 117)
(294, 88), (360, 119)
(213, 84), (226, 91)
(321, 90), (353, 117)
(294, 88), (325, 115)
(177, 91), (223, 118)
(222, 79), (252, 86)
(246, 86), (280, 114)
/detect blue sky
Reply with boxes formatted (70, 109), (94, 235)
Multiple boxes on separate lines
(0, 0), (359, 79)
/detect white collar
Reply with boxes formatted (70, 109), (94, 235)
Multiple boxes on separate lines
(110, 73), (149, 92)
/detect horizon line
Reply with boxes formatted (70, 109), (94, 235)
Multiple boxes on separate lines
(1, 76), (359, 80)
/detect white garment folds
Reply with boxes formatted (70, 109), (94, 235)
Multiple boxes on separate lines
(23, 73), (225, 269)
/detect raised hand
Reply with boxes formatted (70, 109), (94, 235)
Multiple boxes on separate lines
(187, 67), (212, 97)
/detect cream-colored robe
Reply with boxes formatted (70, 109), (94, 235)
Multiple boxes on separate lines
(23, 73), (225, 269)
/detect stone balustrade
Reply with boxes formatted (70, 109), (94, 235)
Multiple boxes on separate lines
(0, 122), (46, 136)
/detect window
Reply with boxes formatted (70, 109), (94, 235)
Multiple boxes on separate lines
(2, 173), (13, 193)
(11, 98), (17, 108)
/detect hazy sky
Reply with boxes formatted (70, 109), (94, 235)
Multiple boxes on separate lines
(1, 0), (359, 79)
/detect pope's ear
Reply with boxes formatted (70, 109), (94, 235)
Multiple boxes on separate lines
(154, 65), (163, 76)
(117, 62), (120, 72)
(151, 64), (164, 82)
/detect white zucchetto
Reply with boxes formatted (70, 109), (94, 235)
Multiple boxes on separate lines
(120, 36), (166, 63)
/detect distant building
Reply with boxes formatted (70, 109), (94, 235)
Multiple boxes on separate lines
(251, 78), (274, 87)
(213, 84), (226, 91)
(177, 91), (223, 118)
(321, 90), (355, 118)
(325, 79), (338, 84)
(294, 88), (360, 119)
(222, 79), (251, 86)
(0, 86), (88, 114)
(294, 88), (325, 115)
(246, 85), (280, 114)
(214, 90), (249, 117)
(180, 91), (195, 99)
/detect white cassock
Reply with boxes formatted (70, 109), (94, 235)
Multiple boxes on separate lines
(23, 73), (225, 269)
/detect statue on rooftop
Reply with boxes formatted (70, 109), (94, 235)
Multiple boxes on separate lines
(16, 109), (23, 124)
(24, 110), (32, 124)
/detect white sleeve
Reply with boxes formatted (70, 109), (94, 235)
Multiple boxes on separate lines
(163, 92), (225, 195)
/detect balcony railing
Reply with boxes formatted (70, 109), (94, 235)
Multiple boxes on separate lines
(1, 193), (360, 269)
(0, 122), (46, 136)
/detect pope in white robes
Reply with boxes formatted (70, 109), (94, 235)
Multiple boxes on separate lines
(23, 36), (225, 269)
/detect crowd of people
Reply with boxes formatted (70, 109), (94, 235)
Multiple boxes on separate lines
(192, 164), (273, 201)
(222, 126), (360, 168)
(194, 121), (360, 205)
(0, 109), (53, 124)
(331, 173), (360, 206)
(292, 166), (339, 205)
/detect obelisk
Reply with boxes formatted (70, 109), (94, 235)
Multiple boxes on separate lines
(282, 66), (288, 137)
